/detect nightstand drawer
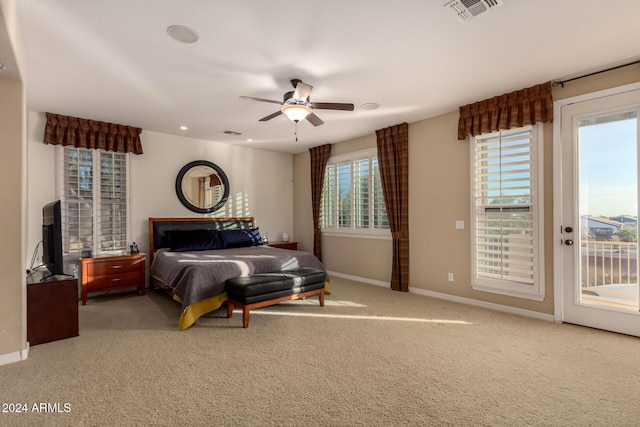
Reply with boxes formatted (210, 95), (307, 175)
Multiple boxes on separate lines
(88, 257), (143, 276)
(87, 271), (143, 290)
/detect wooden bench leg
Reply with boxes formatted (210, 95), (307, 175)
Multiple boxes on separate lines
(319, 290), (324, 307)
(242, 308), (250, 328)
(226, 301), (234, 319)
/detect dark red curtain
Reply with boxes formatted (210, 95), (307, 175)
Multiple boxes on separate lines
(457, 82), (553, 140)
(309, 144), (332, 261)
(376, 123), (409, 292)
(44, 112), (143, 154)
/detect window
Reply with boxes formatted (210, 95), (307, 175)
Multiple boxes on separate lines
(58, 146), (129, 256)
(321, 148), (389, 236)
(471, 124), (545, 300)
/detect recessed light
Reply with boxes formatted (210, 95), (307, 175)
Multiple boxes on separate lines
(361, 103), (380, 110)
(247, 139), (253, 142)
(179, 125), (188, 130)
(167, 25), (199, 44)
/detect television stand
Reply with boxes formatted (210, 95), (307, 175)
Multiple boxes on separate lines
(26, 270), (79, 346)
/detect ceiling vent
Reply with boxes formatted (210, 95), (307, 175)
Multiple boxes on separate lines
(443, 0), (504, 22)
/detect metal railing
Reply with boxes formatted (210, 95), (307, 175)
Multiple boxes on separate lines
(581, 240), (638, 300)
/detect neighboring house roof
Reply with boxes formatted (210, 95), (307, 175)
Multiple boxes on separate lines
(581, 216), (625, 229)
(609, 215), (638, 224)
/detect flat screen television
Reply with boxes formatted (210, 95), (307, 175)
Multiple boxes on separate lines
(42, 200), (64, 278)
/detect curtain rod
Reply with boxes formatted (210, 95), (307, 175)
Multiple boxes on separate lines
(551, 59), (640, 88)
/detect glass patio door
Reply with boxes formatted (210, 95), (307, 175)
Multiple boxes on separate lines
(559, 87), (640, 336)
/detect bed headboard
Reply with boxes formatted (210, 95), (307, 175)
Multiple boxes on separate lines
(148, 217), (256, 264)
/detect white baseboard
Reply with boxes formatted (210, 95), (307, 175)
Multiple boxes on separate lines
(409, 287), (555, 322)
(327, 271), (390, 288)
(0, 344), (29, 366)
(327, 271), (555, 323)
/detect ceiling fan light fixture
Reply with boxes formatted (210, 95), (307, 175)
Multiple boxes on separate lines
(281, 104), (311, 122)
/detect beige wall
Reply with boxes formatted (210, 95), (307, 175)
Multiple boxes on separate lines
(0, 77), (26, 358)
(0, 0), (27, 361)
(294, 62), (640, 316)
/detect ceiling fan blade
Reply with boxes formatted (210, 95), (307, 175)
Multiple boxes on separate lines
(259, 111), (283, 122)
(311, 102), (355, 111)
(239, 96), (283, 105)
(292, 81), (313, 101)
(306, 112), (324, 127)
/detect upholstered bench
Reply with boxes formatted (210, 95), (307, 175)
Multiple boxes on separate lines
(225, 268), (325, 328)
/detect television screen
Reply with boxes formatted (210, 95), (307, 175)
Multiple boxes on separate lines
(42, 200), (64, 277)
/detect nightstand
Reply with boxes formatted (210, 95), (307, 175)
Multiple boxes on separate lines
(267, 241), (298, 250)
(80, 253), (146, 304)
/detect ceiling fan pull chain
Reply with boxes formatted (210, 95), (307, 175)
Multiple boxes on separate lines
(294, 122), (298, 142)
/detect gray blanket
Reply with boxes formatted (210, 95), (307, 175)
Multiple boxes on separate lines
(151, 246), (328, 313)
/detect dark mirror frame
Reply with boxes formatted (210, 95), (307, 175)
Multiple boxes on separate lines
(175, 160), (230, 214)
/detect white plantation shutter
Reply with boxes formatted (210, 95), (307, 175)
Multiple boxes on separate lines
(354, 159), (369, 228)
(372, 158), (389, 229)
(322, 164), (337, 228)
(471, 125), (544, 299)
(60, 147), (129, 255)
(337, 162), (352, 227)
(63, 149), (94, 254)
(321, 148), (389, 235)
(98, 151), (128, 252)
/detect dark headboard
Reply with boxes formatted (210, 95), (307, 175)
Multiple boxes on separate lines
(148, 217), (256, 264)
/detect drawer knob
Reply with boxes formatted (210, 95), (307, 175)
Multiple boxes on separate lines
(110, 278), (122, 282)
(110, 265), (123, 269)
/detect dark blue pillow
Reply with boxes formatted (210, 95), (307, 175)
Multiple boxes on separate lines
(166, 229), (221, 252)
(219, 228), (263, 249)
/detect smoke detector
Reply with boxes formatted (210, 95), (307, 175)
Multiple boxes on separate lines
(443, 0), (504, 22)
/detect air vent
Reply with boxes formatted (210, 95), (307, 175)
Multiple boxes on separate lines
(443, 0), (503, 22)
(220, 130), (242, 136)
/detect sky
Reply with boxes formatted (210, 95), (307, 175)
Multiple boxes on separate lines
(579, 113), (638, 218)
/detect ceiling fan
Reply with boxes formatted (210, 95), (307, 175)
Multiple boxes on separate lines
(239, 79), (354, 126)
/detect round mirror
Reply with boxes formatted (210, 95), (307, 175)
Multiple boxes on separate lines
(175, 160), (230, 214)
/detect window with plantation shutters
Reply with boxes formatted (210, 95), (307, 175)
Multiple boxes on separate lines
(471, 124), (545, 300)
(321, 148), (390, 237)
(60, 147), (129, 256)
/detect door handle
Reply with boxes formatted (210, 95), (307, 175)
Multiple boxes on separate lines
(565, 239), (574, 246)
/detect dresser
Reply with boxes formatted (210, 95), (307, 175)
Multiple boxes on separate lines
(27, 271), (79, 346)
(268, 241), (298, 250)
(80, 253), (146, 304)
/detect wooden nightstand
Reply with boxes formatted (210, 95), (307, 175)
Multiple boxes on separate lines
(80, 253), (146, 304)
(267, 241), (298, 250)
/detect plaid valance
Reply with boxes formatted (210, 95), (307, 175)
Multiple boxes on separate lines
(44, 112), (143, 155)
(457, 82), (553, 140)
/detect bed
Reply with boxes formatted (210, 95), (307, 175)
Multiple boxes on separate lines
(148, 217), (329, 330)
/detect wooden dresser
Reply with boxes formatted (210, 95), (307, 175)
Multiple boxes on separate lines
(80, 253), (146, 305)
(27, 271), (79, 346)
(268, 241), (298, 250)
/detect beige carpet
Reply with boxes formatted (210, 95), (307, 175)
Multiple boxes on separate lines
(1, 277), (640, 426)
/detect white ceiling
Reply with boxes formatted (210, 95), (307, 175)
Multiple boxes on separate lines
(7, 0), (640, 153)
